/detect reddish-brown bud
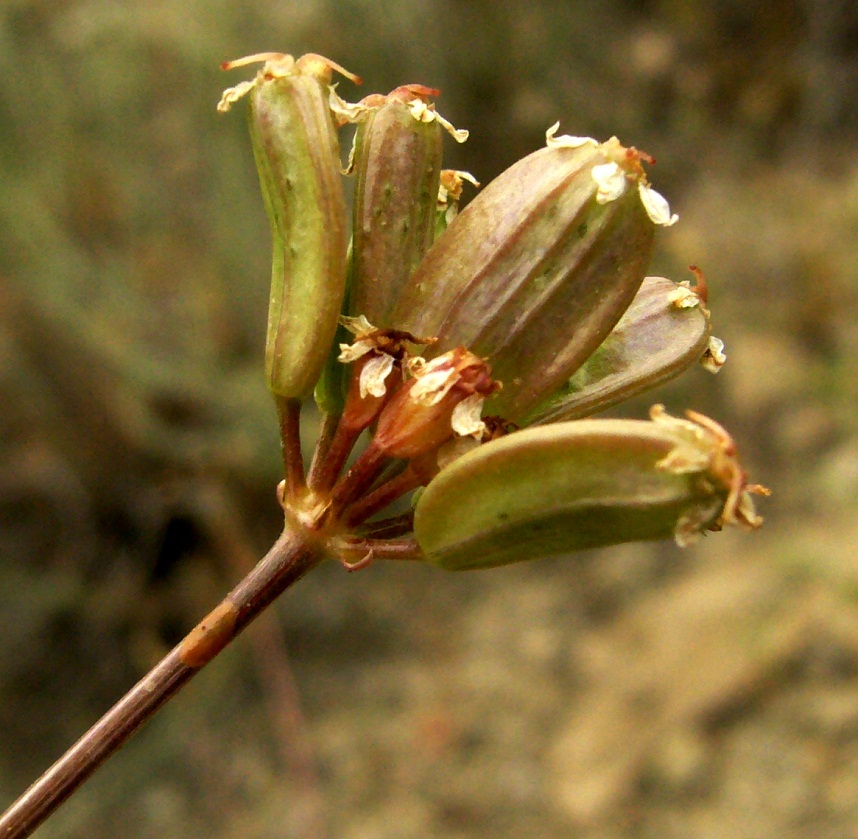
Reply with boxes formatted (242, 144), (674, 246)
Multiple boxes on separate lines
(372, 348), (500, 460)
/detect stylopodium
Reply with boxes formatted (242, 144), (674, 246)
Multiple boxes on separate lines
(220, 51), (768, 571)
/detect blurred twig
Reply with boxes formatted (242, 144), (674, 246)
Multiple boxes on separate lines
(0, 526), (321, 839)
(193, 483), (330, 839)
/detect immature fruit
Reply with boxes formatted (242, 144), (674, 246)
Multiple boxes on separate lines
(220, 53), (352, 399)
(526, 275), (711, 424)
(348, 86), (444, 326)
(391, 130), (677, 422)
(414, 407), (764, 570)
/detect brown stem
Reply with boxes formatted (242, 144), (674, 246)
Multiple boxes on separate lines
(327, 443), (388, 517)
(336, 535), (423, 564)
(0, 526), (321, 839)
(342, 466), (423, 527)
(276, 396), (306, 498)
(306, 417), (361, 494)
(193, 485), (328, 839)
(359, 511), (415, 540)
(306, 411), (341, 489)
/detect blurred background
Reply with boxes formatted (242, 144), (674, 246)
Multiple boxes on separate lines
(2, 1), (858, 836)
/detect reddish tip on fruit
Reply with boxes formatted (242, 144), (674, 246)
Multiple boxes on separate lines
(688, 265), (709, 305)
(388, 84), (442, 101)
(627, 147), (656, 166)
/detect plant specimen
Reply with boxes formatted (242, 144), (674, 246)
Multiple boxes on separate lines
(0, 51), (767, 838)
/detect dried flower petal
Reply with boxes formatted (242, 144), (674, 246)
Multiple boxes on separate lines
(410, 358), (462, 405)
(340, 314), (377, 337)
(437, 169), (480, 208)
(338, 338), (376, 363)
(545, 122), (599, 149)
(638, 182), (679, 226)
(217, 79), (256, 112)
(702, 336), (727, 373)
(451, 394), (487, 438)
(592, 161), (628, 203)
(372, 349), (499, 460)
(328, 87), (376, 124)
(359, 353), (396, 398)
(651, 404), (767, 539)
(407, 98), (469, 142)
(667, 280), (702, 309)
(219, 52), (360, 113)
